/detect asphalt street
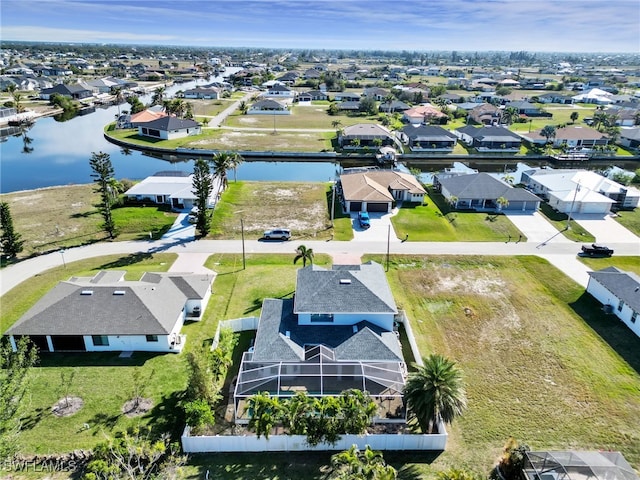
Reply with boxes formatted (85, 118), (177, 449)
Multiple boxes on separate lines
(1, 236), (638, 297)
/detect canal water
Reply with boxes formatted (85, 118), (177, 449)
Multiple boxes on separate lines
(0, 72), (339, 193)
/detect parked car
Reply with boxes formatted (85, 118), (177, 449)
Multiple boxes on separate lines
(358, 211), (370, 229)
(187, 206), (199, 224)
(579, 244), (614, 257)
(263, 228), (291, 240)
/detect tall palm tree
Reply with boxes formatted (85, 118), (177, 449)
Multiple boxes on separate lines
(496, 196), (509, 211)
(210, 152), (232, 199)
(112, 87), (124, 117)
(570, 111), (579, 124)
(502, 107), (519, 126)
(403, 354), (467, 434)
(293, 245), (314, 267)
(383, 93), (395, 114)
(246, 392), (282, 439)
(151, 85), (165, 106)
(228, 152), (244, 183)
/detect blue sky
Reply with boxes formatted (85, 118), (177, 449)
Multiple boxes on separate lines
(1, 0), (639, 53)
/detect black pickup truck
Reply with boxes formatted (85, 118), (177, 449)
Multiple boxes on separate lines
(580, 244), (614, 257)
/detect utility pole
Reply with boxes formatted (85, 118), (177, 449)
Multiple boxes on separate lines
(566, 181), (580, 230)
(330, 178), (336, 226)
(240, 217), (246, 270)
(386, 224), (390, 272)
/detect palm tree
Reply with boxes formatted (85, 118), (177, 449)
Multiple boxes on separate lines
(496, 196), (509, 211)
(502, 107), (519, 126)
(502, 174), (515, 185)
(383, 93), (395, 114)
(331, 119), (342, 131)
(210, 151), (232, 200)
(540, 125), (556, 145)
(151, 86), (165, 106)
(246, 392), (282, 439)
(403, 354), (467, 433)
(228, 152), (244, 183)
(112, 87), (124, 117)
(570, 111), (579, 124)
(330, 445), (397, 480)
(293, 245), (314, 267)
(447, 195), (458, 209)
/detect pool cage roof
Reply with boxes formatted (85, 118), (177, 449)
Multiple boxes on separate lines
(234, 351), (406, 420)
(523, 451), (639, 480)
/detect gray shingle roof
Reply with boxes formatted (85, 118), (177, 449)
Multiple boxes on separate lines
(140, 116), (200, 130)
(5, 271), (213, 336)
(402, 124), (458, 141)
(294, 262), (397, 314)
(588, 267), (640, 312)
(438, 173), (541, 202)
(251, 299), (402, 362)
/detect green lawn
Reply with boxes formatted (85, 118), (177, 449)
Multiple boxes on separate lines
(577, 256), (640, 275)
(538, 203), (596, 243)
(614, 208), (640, 237)
(224, 107), (380, 129)
(392, 191), (524, 242)
(113, 205), (178, 240)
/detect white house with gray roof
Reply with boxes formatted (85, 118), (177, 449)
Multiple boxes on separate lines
(587, 267), (640, 338)
(233, 262), (406, 422)
(5, 270), (214, 353)
(124, 171), (220, 210)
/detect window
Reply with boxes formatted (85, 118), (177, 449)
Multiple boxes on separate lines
(310, 313), (334, 323)
(92, 335), (109, 346)
(618, 300), (625, 312)
(632, 311), (638, 324)
(146, 335), (158, 342)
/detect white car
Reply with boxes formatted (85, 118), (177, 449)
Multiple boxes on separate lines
(187, 207), (199, 224)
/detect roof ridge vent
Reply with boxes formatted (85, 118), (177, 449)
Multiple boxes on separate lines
(113, 290), (126, 295)
(339, 278), (352, 285)
(80, 290), (94, 295)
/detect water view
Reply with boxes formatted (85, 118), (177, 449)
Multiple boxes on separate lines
(0, 76), (338, 193)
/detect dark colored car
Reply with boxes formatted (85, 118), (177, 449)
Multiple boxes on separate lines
(358, 211), (370, 229)
(580, 244), (614, 257)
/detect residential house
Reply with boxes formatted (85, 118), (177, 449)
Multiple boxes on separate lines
(572, 88), (614, 104)
(454, 125), (522, 152)
(400, 125), (458, 152)
(39, 83), (92, 100)
(339, 170), (426, 212)
(336, 101), (361, 111)
(603, 107), (639, 127)
(587, 267), (640, 338)
(620, 127), (640, 150)
(233, 261), (405, 421)
(296, 90), (328, 102)
(535, 92), (574, 104)
(521, 168), (639, 213)
(505, 101), (551, 117)
(339, 123), (395, 149)
(437, 93), (465, 104)
(519, 126), (609, 152)
(117, 108), (168, 129)
(303, 68), (322, 80)
(378, 100), (411, 113)
(265, 83), (295, 98)
(124, 170), (220, 210)
(276, 71), (299, 85)
(183, 86), (221, 99)
(137, 116), (201, 140)
(4, 270), (215, 354)
(248, 99), (290, 114)
(468, 103), (502, 125)
(402, 105), (448, 125)
(362, 87), (390, 101)
(435, 172), (541, 212)
(334, 92), (361, 102)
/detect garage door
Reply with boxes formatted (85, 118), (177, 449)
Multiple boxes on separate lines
(367, 203), (389, 212)
(349, 202), (362, 212)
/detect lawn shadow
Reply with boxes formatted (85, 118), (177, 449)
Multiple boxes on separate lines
(88, 412), (121, 434)
(19, 406), (49, 431)
(144, 390), (185, 441)
(38, 352), (160, 368)
(570, 292), (640, 374)
(98, 252), (154, 270)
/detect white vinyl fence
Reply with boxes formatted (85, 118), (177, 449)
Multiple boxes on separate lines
(211, 316), (259, 349)
(181, 425), (447, 453)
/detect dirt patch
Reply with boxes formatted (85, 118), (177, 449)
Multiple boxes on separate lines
(122, 397), (154, 417)
(52, 397), (84, 417)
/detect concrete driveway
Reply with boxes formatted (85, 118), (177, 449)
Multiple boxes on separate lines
(161, 213), (196, 241)
(573, 213), (639, 245)
(505, 211), (572, 244)
(351, 209), (402, 243)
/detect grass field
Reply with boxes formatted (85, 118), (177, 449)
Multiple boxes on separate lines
(207, 181), (335, 240)
(392, 191), (524, 242)
(577, 255), (640, 275)
(614, 208), (640, 236)
(0, 185), (177, 260)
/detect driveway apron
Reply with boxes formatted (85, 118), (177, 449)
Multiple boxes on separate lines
(573, 213), (639, 245)
(505, 211), (572, 244)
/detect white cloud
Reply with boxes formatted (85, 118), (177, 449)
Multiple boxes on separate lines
(1, 26), (176, 43)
